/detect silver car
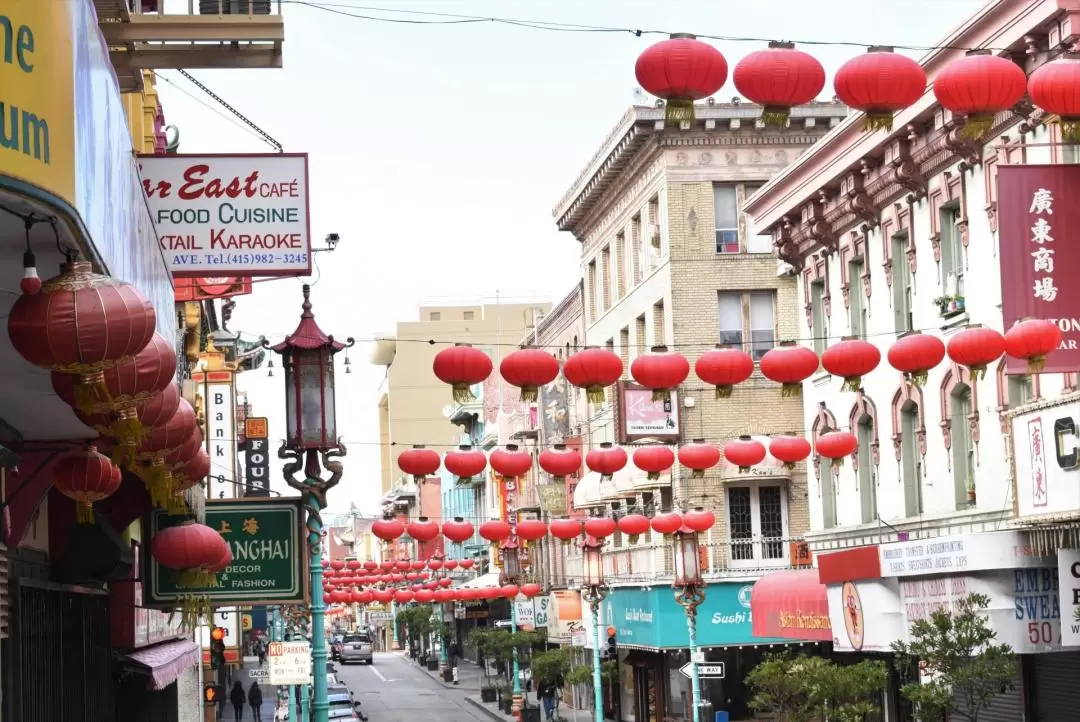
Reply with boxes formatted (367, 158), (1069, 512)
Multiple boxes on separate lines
(338, 633), (373, 665)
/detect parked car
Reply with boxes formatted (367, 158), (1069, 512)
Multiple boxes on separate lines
(328, 690), (367, 721)
(338, 633), (373, 665)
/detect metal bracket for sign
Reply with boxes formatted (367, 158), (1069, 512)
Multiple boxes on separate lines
(680, 662), (725, 679)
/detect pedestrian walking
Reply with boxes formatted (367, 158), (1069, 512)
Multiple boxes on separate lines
(256, 639), (267, 667)
(537, 680), (559, 722)
(230, 681), (246, 721)
(248, 682), (263, 722)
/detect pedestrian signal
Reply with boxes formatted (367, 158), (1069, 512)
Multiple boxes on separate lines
(204, 685), (217, 703)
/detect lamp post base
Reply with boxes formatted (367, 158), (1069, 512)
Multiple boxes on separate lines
(511, 693), (523, 721)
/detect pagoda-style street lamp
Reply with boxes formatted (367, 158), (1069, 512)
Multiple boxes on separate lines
(673, 529), (706, 722)
(581, 537), (607, 722)
(267, 285), (353, 722)
(500, 538), (524, 718)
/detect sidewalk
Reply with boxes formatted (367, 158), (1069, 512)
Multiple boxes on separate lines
(415, 653), (485, 691)
(231, 657), (278, 722)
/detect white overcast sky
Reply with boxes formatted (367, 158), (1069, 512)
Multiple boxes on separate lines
(154, 0), (986, 513)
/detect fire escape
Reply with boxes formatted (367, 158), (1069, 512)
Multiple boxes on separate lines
(94, 1), (286, 93)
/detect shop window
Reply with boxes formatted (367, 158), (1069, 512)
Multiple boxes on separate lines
(951, 384), (976, 508)
(857, 414), (876, 524)
(726, 484), (788, 566)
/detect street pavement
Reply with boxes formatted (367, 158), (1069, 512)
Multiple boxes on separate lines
(216, 661), (278, 722)
(334, 652), (498, 722)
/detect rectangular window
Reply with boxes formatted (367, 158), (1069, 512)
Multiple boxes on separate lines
(615, 232), (627, 299)
(631, 215), (643, 285)
(714, 183), (739, 254)
(718, 292), (744, 347)
(892, 234), (913, 333)
(587, 261), (598, 322)
(810, 281), (826, 356)
(901, 406), (923, 516)
(619, 327), (630, 379)
(463, 310), (474, 321)
(635, 315), (647, 357)
(951, 388), (975, 509)
(857, 418), (876, 524)
(849, 260), (866, 339)
(744, 183), (773, 253)
(749, 291), (776, 361)
(718, 291), (776, 360)
(1008, 375), (1033, 407)
(940, 205), (964, 299)
(819, 455), (837, 529)
(727, 485), (788, 566)
(652, 300), (666, 346)
(601, 246), (612, 311)
(429, 311), (441, 321)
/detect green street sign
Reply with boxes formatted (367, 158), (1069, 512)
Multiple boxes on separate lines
(146, 498), (309, 606)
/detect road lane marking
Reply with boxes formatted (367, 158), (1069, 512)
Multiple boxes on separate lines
(369, 666), (388, 682)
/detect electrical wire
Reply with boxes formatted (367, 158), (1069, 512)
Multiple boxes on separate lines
(151, 71), (274, 149)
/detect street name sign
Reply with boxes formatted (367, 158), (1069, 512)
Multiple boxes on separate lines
(146, 498), (307, 606)
(248, 668), (269, 680)
(679, 662), (725, 679)
(268, 641), (311, 685)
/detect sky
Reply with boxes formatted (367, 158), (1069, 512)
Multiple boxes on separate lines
(155, 0), (987, 514)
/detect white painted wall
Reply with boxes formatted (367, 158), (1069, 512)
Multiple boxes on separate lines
(176, 662), (201, 722)
(800, 124), (1070, 537)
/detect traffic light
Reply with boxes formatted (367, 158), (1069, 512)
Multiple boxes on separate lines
(605, 626), (617, 660)
(210, 627), (227, 669)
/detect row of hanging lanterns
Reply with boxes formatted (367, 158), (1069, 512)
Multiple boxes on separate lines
(631, 34), (1080, 138)
(151, 520), (232, 587)
(5, 259), (211, 517)
(323, 583), (544, 607)
(321, 557), (476, 572)
(430, 320), (1058, 417)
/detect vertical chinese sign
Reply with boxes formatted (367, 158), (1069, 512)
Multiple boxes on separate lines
(196, 369), (238, 499)
(244, 416), (271, 497)
(997, 164), (1077, 373)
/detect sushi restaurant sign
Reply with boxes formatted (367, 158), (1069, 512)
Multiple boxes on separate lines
(146, 498), (307, 606)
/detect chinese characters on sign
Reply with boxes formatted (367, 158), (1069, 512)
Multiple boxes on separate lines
(1028, 417), (1048, 508)
(997, 165), (1080, 373)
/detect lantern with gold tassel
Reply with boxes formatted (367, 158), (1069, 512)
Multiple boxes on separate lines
(165, 443), (209, 516)
(7, 260), (156, 411)
(76, 384), (182, 467)
(137, 399), (198, 508)
(52, 445), (122, 524)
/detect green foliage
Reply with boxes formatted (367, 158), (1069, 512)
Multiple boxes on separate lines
(395, 604), (434, 643)
(564, 659), (618, 687)
(467, 628), (546, 684)
(746, 654), (888, 722)
(531, 648), (571, 684)
(891, 592), (1017, 722)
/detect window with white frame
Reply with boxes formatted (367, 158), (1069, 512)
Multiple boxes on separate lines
(939, 205), (964, 300)
(717, 291), (776, 360)
(744, 183), (773, 253)
(849, 259), (867, 339)
(726, 484), (787, 565)
(951, 384), (976, 509)
(714, 183), (739, 254)
(810, 280), (827, 356)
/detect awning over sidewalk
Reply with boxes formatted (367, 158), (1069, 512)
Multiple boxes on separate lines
(750, 569), (832, 642)
(120, 639), (201, 690)
(458, 572), (500, 589)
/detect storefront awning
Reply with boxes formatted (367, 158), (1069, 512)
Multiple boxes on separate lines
(750, 569), (832, 642)
(120, 640), (201, 690)
(458, 572), (501, 589)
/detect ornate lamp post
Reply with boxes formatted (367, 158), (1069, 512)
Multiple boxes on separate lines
(500, 538), (524, 718)
(673, 529), (706, 722)
(581, 537), (607, 722)
(267, 285), (352, 722)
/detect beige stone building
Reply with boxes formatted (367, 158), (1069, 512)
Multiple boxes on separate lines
(552, 101), (847, 583)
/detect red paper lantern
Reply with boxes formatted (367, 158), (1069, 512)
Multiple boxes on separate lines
(137, 400), (198, 508)
(586, 442), (627, 480)
(172, 448), (210, 493)
(395, 589), (416, 604)
(151, 521), (224, 571)
(678, 440), (721, 478)
(442, 517), (475, 543)
(635, 33), (728, 124)
(443, 445), (487, 482)
(363, 561), (378, 571)
(490, 444), (533, 479)
(414, 589), (436, 603)
(346, 560), (361, 571)
(133, 383), (182, 430)
(406, 517), (440, 542)
(500, 584), (519, 599)
(434, 589), (453, 603)
(630, 345), (690, 402)
(760, 343), (819, 397)
(372, 589), (394, 604)
(946, 325), (1005, 379)
(427, 559), (444, 571)
(633, 444), (675, 481)
(549, 518), (583, 542)
(887, 332), (946, 386)
(321, 560), (330, 568)
(933, 50), (1027, 139)
(520, 583), (542, 598)
(479, 520), (511, 542)
(769, 435), (812, 469)
(322, 593), (332, 605)
(372, 518), (405, 541)
(563, 347), (623, 404)
(822, 337), (882, 392)
(694, 345), (754, 398)
(833, 46), (927, 131)
(433, 343), (492, 402)
(538, 444), (582, 480)
(438, 577), (453, 588)
(617, 513), (651, 543)
(733, 41), (826, 126)
(816, 431), (858, 466)
(410, 561), (426, 571)
(331, 559), (346, 571)
(397, 445), (440, 483)
(682, 508), (716, 533)
(723, 436), (767, 472)
(446, 559), (462, 570)
(651, 512), (683, 536)
(500, 348), (560, 402)
(7, 260), (156, 410)
(584, 517), (616, 539)
(514, 519), (548, 542)
(52, 445), (122, 523)
(379, 561), (394, 571)
(355, 590), (374, 605)
(330, 589), (350, 604)
(395, 560), (412, 571)
(1029, 53), (1080, 140)
(1004, 319), (1062, 373)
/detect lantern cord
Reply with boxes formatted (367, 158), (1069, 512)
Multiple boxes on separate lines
(49, 217), (77, 262)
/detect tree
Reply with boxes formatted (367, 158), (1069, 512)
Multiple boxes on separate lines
(468, 628), (546, 685)
(891, 592), (1017, 722)
(746, 654), (888, 722)
(395, 604), (434, 649)
(532, 647), (571, 684)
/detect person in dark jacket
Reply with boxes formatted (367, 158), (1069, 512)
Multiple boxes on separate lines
(537, 679), (560, 721)
(230, 681), (246, 721)
(248, 682), (264, 722)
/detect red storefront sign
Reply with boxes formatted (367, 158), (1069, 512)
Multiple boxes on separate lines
(997, 164), (1080, 373)
(173, 276), (253, 302)
(110, 580), (186, 649)
(750, 568), (832, 641)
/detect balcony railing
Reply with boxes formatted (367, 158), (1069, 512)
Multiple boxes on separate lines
(554, 537), (807, 587)
(97, 0), (285, 92)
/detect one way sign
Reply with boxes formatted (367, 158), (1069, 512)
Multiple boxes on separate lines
(679, 662), (725, 679)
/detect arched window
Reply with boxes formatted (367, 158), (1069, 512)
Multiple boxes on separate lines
(812, 402), (838, 529)
(941, 365), (979, 509)
(849, 391), (879, 524)
(891, 383), (926, 517)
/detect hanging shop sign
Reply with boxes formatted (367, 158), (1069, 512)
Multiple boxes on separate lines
(617, 382), (680, 442)
(268, 640), (312, 686)
(998, 164), (1080, 373)
(198, 370), (238, 499)
(546, 591), (582, 643)
(514, 599), (536, 630)
(825, 579), (904, 653)
(878, 531), (1050, 577)
(146, 498), (307, 606)
(174, 277), (254, 302)
(1011, 399), (1080, 519)
(1057, 549), (1080, 646)
(244, 416), (271, 497)
(137, 153), (312, 277)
